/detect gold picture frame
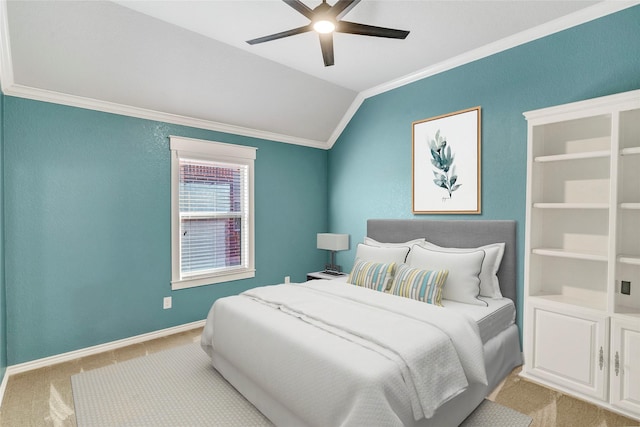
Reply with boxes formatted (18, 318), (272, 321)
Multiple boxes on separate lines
(412, 107), (481, 214)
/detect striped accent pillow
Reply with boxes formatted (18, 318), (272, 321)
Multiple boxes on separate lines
(389, 264), (449, 306)
(347, 259), (396, 292)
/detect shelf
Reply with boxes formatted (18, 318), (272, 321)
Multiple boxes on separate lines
(620, 203), (640, 210)
(614, 306), (640, 318)
(533, 248), (608, 262)
(618, 255), (640, 266)
(533, 203), (609, 209)
(529, 294), (606, 312)
(621, 147), (640, 156)
(534, 150), (610, 163)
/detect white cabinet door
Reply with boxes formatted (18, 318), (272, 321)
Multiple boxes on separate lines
(528, 301), (609, 400)
(611, 317), (640, 415)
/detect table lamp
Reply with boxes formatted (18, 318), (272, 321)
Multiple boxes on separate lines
(317, 233), (349, 275)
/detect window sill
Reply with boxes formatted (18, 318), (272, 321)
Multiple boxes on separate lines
(171, 269), (256, 290)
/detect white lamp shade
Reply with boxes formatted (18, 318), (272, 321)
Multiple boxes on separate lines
(317, 233), (349, 251)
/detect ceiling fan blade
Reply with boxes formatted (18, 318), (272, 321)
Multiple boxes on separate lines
(283, 0), (314, 20)
(319, 33), (334, 67)
(329, 0), (361, 20)
(336, 21), (410, 39)
(246, 25), (312, 45)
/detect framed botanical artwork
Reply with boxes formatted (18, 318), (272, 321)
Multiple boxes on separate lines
(412, 107), (481, 214)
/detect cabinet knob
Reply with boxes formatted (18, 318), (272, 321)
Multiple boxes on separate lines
(615, 351), (620, 376)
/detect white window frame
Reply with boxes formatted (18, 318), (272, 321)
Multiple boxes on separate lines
(170, 136), (256, 290)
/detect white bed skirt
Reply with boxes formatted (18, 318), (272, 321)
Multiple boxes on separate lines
(210, 323), (522, 427)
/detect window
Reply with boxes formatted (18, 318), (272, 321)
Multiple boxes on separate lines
(170, 136), (256, 290)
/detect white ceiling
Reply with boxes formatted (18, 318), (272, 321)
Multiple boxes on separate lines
(1, 0), (636, 148)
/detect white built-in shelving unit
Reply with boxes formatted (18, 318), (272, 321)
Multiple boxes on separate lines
(522, 90), (640, 421)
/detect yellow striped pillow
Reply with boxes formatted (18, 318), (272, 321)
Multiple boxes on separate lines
(389, 264), (449, 306)
(347, 259), (396, 292)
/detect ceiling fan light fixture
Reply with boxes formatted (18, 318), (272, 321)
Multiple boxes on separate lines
(246, 0), (410, 66)
(313, 19), (335, 34)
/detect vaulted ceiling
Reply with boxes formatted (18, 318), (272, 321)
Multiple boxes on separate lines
(1, 1), (635, 148)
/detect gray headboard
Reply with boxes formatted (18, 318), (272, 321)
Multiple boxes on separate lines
(367, 219), (517, 304)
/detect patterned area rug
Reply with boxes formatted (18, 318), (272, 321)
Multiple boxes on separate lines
(460, 399), (531, 426)
(72, 343), (531, 427)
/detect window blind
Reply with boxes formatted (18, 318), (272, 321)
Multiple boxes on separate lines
(179, 158), (249, 278)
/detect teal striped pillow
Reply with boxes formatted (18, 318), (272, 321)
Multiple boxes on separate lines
(347, 259), (396, 292)
(389, 264), (449, 306)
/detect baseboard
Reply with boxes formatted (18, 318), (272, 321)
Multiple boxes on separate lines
(0, 319), (206, 409)
(0, 369), (9, 411)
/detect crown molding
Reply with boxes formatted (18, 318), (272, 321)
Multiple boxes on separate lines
(3, 84), (329, 149)
(0, 1), (327, 149)
(2, 0), (638, 151)
(325, 0), (640, 148)
(327, 0), (640, 149)
(359, 1), (640, 101)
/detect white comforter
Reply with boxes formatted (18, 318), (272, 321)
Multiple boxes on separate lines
(201, 280), (487, 426)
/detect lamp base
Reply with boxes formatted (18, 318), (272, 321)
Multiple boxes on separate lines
(323, 264), (343, 275)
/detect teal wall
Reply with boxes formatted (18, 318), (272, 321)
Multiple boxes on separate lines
(328, 6), (640, 330)
(0, 92), (6, 380)
(3, 97), (328, 364)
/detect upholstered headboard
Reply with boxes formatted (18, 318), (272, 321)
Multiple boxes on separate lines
(367, 219), (517, 304)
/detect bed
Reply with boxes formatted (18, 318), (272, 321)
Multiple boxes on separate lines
(201, 219), (522, 426)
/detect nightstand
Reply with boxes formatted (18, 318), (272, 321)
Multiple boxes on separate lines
(306, 271), (348, 281)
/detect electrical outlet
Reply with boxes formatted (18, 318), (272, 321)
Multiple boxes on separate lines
(163, 296), (172, 309)
(284, 276), (290, 284)
(621, 281), (631, 295)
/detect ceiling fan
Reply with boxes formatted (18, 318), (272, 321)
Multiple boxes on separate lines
(246, 0), (410, 67)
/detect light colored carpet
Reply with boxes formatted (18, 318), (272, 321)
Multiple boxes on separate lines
(72, 342), (531, 427)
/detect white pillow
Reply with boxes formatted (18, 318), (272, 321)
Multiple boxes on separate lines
(354, 243), (410, 265)
(420, 241), (505, 299)
(407, 244), (486, 306)
(364, 237), (426, 248)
